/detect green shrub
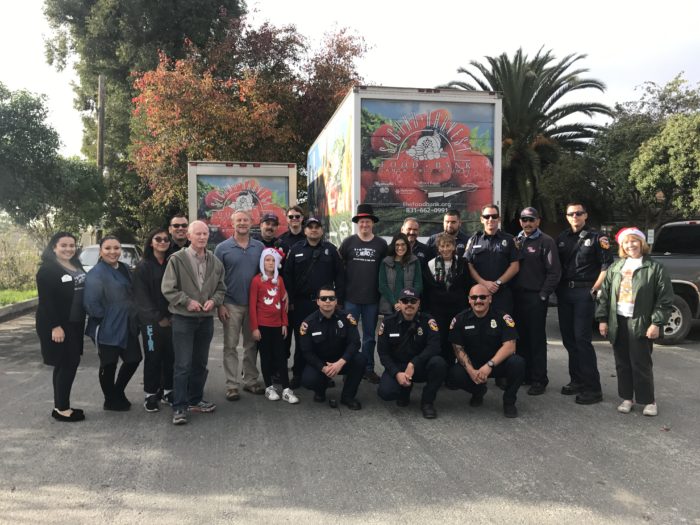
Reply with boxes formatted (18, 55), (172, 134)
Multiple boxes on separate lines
(0, 289), (37, 306)
(0, 227), (41, 290)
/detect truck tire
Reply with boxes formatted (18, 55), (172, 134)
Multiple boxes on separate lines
(658, 295), (692, 345)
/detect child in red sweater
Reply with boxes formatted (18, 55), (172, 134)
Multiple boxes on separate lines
(249, 248), (299, 403)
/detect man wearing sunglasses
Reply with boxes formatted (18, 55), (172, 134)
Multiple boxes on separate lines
(556, 202), (612, 405)
(299, 286), (366, 409)
(464, 204), (520, 315)
(278, 206), (306, 257)
(447, 284), (525, 418)
(512, 207), (561, 396)
(166, 213), (190, 256)
(376, 288), (447, 419)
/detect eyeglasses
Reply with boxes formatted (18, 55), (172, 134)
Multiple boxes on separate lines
(153, 236), (171, 243)
(566, 211), (586, 217)
(482, 214), (499, 220)
(318, 296), (337, 302)
(399, 298), (419, 305)
(288, 214), (302, 219)
(469, 294), (489, 301)
(170, 223), (188, 229)
(520, 217), (536, 222)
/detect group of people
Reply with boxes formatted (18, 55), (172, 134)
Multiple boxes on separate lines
(35, 201), (673, 424)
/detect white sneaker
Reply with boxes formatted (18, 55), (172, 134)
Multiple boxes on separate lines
(265, 386), (280, 401)
(643, 403), (658, 416)
(617, 400), (633, 414)
(282, 388), (299, 404)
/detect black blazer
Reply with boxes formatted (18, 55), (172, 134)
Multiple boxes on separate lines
(35, 260), (85, 365)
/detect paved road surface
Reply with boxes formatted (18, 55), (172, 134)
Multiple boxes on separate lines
(1, 311), (698, 524)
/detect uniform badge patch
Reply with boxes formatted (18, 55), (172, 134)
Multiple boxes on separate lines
(346, 313), (357, 325)
(428, 319), (439, 332)
(503, 314), (515, 328)
(490, 319), (497, 329)
(378, 322), (384, 336)
(417, 327), (424, 336)
(501, 239), (507, 247)
(449, 317), (457, 330)
(299, 322), (308, 336)
(337, 320), (344, 328)
(599, 236), (610, 250)
(584, 239), (592, 247)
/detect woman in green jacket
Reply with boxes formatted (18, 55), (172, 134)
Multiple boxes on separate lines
(378, 233), (423, 315)
(596, 227), (673, 416)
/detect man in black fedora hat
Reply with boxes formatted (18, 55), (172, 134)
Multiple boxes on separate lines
(338, 204), (387, 383)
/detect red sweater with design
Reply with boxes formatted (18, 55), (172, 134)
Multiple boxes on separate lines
(249, 274), (288, 330)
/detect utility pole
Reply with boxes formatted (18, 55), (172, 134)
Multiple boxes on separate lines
(97, 74), (105, 172)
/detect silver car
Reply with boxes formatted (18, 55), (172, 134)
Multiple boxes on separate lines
(79, 243), (143, 272)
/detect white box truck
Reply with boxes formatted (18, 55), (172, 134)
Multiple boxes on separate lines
(307, 85), (502, 244)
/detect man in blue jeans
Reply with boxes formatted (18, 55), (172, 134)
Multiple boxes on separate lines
(338, 204), (387, 383)
(161, 221), (226, 425)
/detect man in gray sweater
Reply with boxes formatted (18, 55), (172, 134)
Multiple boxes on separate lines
(162, 221), (226, 425)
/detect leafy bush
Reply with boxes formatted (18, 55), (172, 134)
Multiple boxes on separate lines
(0, 224), (41, 291)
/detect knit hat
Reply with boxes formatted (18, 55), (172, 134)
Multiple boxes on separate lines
(260, 247), (284, 283)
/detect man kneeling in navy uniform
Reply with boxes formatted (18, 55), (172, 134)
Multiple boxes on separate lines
(377, 288), (447, 419)
(300, 286), (366, 410)
(448, 284), (525, 418)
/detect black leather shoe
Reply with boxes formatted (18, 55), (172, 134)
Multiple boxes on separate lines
(341, 398), (362, 410)
(561, 382), (584, 395)
(469, 395), (484, 407)
(313, 392), (326, 403)
(52, 409), (85, 422)
(575, 391), (603, 405)
(396, 397), (410, 407)
(503, 403), (518, 418)
(527, 383), (546, 396)
(104, 398), (130, 411)
(421, 403), (437, 419)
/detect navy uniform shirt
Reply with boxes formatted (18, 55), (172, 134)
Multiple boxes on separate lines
(377, 311), (441, 377)
(464, 230), (520, 282)
(299, 309), (360, 370)
(278, 230), (306, 256)
(284, 240), (345, 303)
(556, 226), (613, 283)
(252, 233), (281, 249)
(426, 229), (470, 259)
(513, 229), (562, 298)
(448, 308), (518, 368)
(411, 240), (431, 269)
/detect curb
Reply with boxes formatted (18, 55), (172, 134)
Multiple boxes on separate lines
(0, 297), (38, 322)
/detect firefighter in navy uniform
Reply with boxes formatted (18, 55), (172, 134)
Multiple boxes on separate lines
(284, 217), (345, 388)
(376, 288), (447, 419)
(447, 284), (525, 418)
(556, 202), (613, 405)
(299, 286), (366, 409)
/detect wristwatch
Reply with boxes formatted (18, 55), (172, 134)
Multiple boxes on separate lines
(495, 279), (502, 286)
(487, 360), (495, 368)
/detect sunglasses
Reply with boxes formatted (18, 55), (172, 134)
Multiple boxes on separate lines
(153, 236), (171, 243)
(469, 294), (489, 301)
(318, 296), (337, 302)
(399, 298), (419, 305)
(566, 211), (586, 217)
(482, 214), (499, 220)
(170, 223), (188, 229)
(288, 214), (302, 219)
(520, 217), (536, 222)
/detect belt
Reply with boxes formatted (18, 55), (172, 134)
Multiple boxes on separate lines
(563, 280), (594, 288)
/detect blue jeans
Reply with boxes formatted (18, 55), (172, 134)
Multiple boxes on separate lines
(344, 301), (379, 372)
(172, 315), (214, 411)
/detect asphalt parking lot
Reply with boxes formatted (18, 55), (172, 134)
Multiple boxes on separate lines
(1, 311), (699, 524)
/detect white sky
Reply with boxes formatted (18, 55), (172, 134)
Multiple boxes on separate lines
(2, 0), (699, 158)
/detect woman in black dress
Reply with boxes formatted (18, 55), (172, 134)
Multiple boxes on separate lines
(36, 232), (87, 422)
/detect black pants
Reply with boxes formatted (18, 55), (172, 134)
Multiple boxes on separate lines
(258, 326), (289, 388)
(141, 322), (174, 395)
(378, 355), (447, 405)
(448, 354), (525, 405)
(301, 352), (367, 401)
(98, 333), (142, 401)
(433, 312), (457, 366)
(613, 316), (655, 404)
(514, 291), (549, 385)
(491, 287), (514, 316)
(557, 286), (601, 393)
(52, 322), (83, 410)
(291, 299), (316, 378)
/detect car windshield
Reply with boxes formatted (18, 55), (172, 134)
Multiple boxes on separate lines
(652, 224), (700, 255)
(79, 245), (140, 267)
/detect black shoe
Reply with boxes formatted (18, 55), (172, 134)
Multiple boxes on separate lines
(52, 409), (85, 422)
(469, 395), (484, 407)
(363, 371), (380, 384)
(328, 398), (338, 409)
(161, 392), (174, 406)
(144, 395), (160, 412)
(527, 383), (546, 396)
(561, 382), (584, 395)
(70, 408), (84, 416)
(503, 403), (518, 418)
(116, 391), (132, 407)
(421, 403), (437, 419)
(495, 377), (508, 391)
(396, 397), (410, 407)
(575, 391), (603, 405)
(289, 376), (301, 389)
(341, 398), (362, 410)
(313, 392), (326, 403)
(103, 398), (130, 411)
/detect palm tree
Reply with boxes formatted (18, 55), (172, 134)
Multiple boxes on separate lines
(441, 48), (613, 221)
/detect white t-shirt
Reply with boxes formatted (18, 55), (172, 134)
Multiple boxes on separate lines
(616, 257), (644, 317)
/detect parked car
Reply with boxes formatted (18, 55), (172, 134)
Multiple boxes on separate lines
(79, 243), (143, 272)
(650, 220), (700, 345)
